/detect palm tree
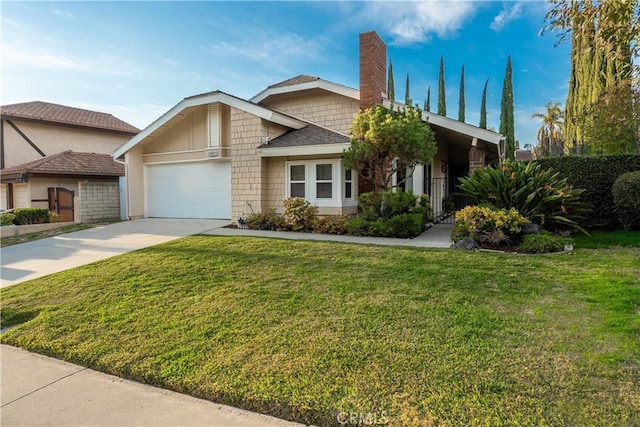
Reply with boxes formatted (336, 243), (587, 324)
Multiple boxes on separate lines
(532, 102), (565, 158)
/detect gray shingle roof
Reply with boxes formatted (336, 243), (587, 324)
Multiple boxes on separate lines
(1, 101), (139, 134)
(267, 75), (321, 89)
(263, 124), (349, 148)
(0, 150), (124, 177)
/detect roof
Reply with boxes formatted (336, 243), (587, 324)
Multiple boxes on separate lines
(113, 91), (306, 159)
(262, 124), (350, 148)
(1, 101), (139, 134)
(516, 150), (534, 161)
(1, 150), (124, 178)
(251, 76), (359, 104)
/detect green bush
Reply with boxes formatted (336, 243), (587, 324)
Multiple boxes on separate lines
(313, 215), (350, 235)
(346, 217), (390, 237)
(12, 208), (51, 225)
(518, 233), (572, 254)
(458, 160), (587, 233)
(388, 213), (423, 238)
(534, 154), (640, 229)
(1, 213), (15, 226)
(451, 205), (529, 245)
(612, 171), (640, 230)
(283, 198), (318, 232)
(358, 190), (417, 220)
(246, 209), (288, 231)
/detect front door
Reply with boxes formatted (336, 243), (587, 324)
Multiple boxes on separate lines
(48, 187), (75, 222)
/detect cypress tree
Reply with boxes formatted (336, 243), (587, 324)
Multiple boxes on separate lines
(424, 86), (431, 112)
(405, 74), (411, 106)
(387, 59), (395, 102)
(500, 55), (515, 160)
(438, 55), (446, 116)
(458, 65), (466, 122)
(479, 78), (488, 129)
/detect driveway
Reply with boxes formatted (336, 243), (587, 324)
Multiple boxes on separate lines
(1, 218), (229, 288)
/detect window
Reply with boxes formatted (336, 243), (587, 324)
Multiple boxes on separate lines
(315, 164), (333, 199)
(290, 164), (305, 198)
(344, 168), (353, 199)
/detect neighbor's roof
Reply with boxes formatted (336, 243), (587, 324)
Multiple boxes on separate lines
(263, 124), (350, 148)
(251, 75), (359, 104)
(0, 150), (124, 178)
(1, 101), (139, 134)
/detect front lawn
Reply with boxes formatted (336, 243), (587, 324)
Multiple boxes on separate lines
(1, 236), (638, 426)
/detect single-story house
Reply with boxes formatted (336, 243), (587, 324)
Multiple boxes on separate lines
(113, 31), (504, 222)
(1, 101), (139, 221)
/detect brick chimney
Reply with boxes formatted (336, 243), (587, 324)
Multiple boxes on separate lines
(359, 31), (387, 110)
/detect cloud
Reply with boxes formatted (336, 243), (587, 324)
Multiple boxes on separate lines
(490, 3), (523, 32)
(357, 1), (480, 45)
(51, 9), (74, 19)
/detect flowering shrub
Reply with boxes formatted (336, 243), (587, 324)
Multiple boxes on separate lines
(451, 205), (529, 244)
(283, 197), (318, 232)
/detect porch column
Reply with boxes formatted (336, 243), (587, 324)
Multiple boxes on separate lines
(469, 146), (486, 172)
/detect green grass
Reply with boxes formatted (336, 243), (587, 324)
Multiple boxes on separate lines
(573, 230), (640, 248)
(1, 236), (639, 426)
(1, 223), (94, 247)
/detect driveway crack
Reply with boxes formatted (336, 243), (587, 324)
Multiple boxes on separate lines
(1, 366), (89, 408)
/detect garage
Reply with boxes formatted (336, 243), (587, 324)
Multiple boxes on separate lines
(145, 160), (231, 219)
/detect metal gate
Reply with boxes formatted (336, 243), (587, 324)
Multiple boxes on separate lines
(426, 177), (473, 224)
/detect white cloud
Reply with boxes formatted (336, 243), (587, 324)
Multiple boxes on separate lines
(51, 9), (74, 19)
(490, 3), (523, 32)
(357, 1), (480, 45)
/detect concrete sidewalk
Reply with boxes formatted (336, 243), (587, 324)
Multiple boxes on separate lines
(206, 223), (454, 248)
(0, 345), (303, 427)
(1, 218), (229, 288)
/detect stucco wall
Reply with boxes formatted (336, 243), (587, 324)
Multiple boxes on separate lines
(2, 119), (132, 168)
(78, 181), (120, 223)
(261, 90), (359, 135)
(28, 177), (80, 210)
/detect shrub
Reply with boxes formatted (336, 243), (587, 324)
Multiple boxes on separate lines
(518, 233), (572, 254)
(388, 213), (423, 238)
(313, 215), (350, 235)
(49, 211), (64, 223)
(452, 205), (529, 245)
(534, 154), (640, 229)
(612, 171), (640, 230)
(1, 213), (15, 226)
(412, 206), (433, 226)
(345, 217), (393, 237)
(283, 198), (318, 232)
(12, 208), (51, 225)
(458, 160), (587, 233)
(246, 209), (288, 231)
(358, 190), (417, 220)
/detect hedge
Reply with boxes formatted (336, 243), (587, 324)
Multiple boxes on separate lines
(12, 208), (51, 225)
(533, 154), (640, 229)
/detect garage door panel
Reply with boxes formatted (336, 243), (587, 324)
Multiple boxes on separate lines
(145, 161), (231, 219)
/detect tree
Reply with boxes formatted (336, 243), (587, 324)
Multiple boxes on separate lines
(479, 78), (489, 129)
(424, 86), (431, 112)
(458, 65), (466, 122)
(387, 59), (395, 102)
(438, 55), (446, 116)
(532, 102), (565, 158)
(500, 55), (516, 160)
(344, 105), (437, 191)
(405, 74), (411, 106)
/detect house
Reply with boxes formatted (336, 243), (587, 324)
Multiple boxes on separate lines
(0, 101), (139, 221)
(113, 31), (504, 222)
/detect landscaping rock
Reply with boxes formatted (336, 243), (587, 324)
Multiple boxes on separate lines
(521, 223), (542, 235)
(451, 237), (479, 250)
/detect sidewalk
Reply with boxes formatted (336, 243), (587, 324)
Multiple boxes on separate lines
(205, 223), (454, 248)
(1, 345), (304, 427)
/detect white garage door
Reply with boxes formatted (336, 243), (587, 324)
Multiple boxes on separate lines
(145, 160), (231, 219)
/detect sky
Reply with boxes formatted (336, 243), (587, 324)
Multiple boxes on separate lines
(1, 1), (572, 147)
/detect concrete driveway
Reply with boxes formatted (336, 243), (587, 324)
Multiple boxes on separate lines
(1, 218), (229, 288)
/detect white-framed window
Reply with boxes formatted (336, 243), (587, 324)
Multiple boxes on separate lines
(286, 159), (357, 207)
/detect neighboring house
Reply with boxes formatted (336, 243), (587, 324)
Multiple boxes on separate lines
(0, 101), (139, 221)
(114, 31), (504, 222)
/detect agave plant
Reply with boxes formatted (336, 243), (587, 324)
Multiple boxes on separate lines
(457, 160), (589, 233)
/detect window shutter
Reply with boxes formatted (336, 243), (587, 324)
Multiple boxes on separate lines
(208, 103), (220, 148)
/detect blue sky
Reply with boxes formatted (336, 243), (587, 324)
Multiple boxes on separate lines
(1, 1), (571, 147)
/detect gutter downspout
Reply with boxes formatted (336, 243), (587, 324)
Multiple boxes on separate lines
(113, 157), (131, 221)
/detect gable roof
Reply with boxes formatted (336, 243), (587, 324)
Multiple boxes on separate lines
(1, 101), (139, 134)
(113, 91), (307, 159)
(262, 123), (349, 148)
(1, 150), (124, 180)
(251, 75), (360, 104)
